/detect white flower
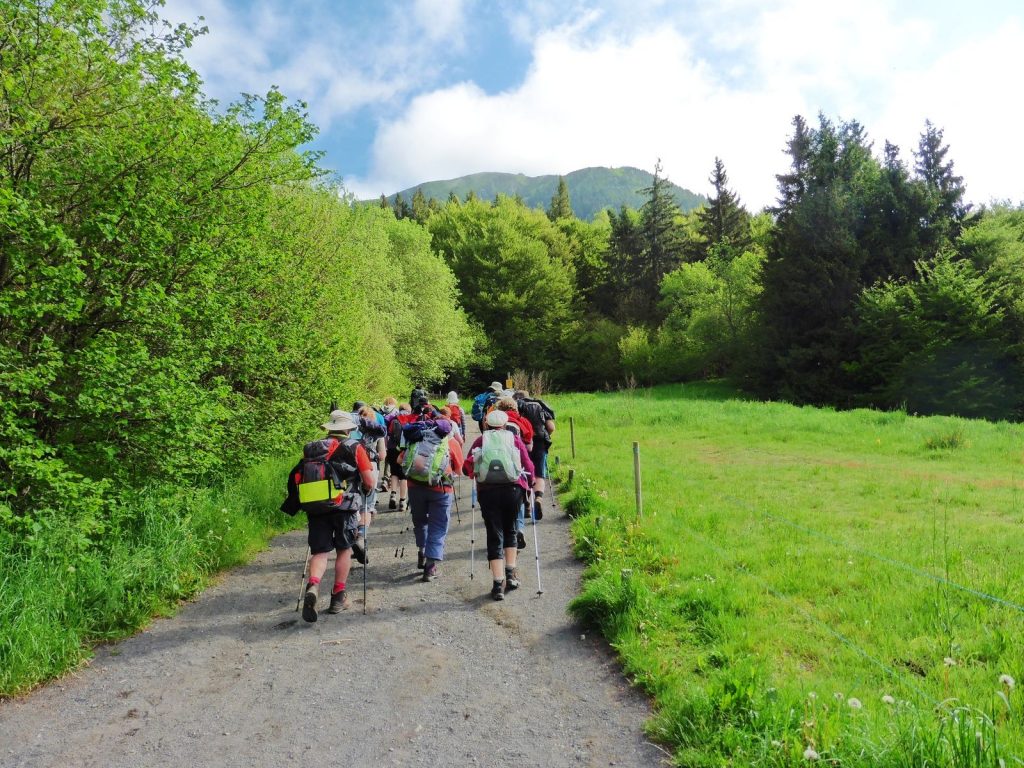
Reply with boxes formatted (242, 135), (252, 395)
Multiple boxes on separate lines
(944, 657), (957, 667)
(834, 691), (845, 701)
(847, 697), (863, 710)
(807, 691), (817, 700)
(882, 695), (896, 705)
(999, 674), (1015, 689)
(804, 747), (820, 761)
(771, 740), (783, 749)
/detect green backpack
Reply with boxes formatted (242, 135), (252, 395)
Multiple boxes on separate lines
(402, 429), (452, 486)
(474, 429), (522, 485)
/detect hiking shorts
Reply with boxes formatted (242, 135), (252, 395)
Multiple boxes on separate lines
(387, 449), (406, 480)
(307, 510), (358, 555)
(529, 445), (548, 480)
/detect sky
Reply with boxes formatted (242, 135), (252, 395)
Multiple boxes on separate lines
(162, 0), (1024, 211)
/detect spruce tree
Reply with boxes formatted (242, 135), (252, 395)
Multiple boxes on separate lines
(547, 176), (574, 221)
(379, 193), (389, 209)
(638, 160), (685, 320)
(411, 187), (429, 223)
(914, 120), (969, 248)
(694, 157), (750, 259)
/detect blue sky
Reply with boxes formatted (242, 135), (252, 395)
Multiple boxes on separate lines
(163, 0), (1024, 210)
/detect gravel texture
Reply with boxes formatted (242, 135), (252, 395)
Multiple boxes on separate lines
(0, 468), (666, 768)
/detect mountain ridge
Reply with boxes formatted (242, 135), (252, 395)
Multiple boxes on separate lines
(379, 166), (707, 221)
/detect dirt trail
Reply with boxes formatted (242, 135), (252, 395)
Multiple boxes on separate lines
(0, 470), (665, 767)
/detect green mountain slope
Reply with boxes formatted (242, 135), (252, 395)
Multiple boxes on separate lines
(381, 166), (706, 220)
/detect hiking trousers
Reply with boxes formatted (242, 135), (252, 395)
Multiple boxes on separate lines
(407, 483), (453, 562)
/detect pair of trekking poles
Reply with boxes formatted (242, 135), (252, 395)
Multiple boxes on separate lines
(468, 478), (544, 595)
(295, 491), (369, 616)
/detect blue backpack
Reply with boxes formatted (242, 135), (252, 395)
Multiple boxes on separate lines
(471, 391), (496, 422)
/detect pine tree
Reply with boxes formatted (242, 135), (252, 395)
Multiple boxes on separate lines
(694, 157), (750, 259)
(411, 187), (430, 223)
(547, 176), (574, 221)
(914, 120), (969, 248)
(379, 193), (389, 209)
(638, 161), (685, 309)
(773, 114), (813, 218)
(392, 192), (412, 220)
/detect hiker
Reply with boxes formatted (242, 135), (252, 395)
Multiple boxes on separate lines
(378, 397), (399, 490)
(352, 403), (386, 549)
(412, 392), (443, 420)
(438, 407), (465, 446)
(402, 417), (464, 581)
(445, 391), (466, 438)
(514, 390), (556, 522)
(291, 410), (377, 621)
(494, 396), (535, 549)
(385, 402), (415, 512)
(471, 381), (503, 433)
(463, 409), (534, 600)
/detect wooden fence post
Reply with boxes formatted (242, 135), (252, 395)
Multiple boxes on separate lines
(570, 416), (576, 459)
(633, 441), (643, 520)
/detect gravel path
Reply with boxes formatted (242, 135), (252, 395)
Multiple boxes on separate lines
(0, 468), (666, 767)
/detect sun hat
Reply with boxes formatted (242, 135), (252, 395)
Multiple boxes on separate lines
(446, 391), (459, 404)
(488, 381), (503, 392)
(433, 418), (453, 436)
(322, 410), (357, 432)
(500, 388), (515, 398)
(485, 409), (508, 428)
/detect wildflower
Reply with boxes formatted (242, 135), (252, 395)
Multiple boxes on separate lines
(807, 691), (817, 701)
(804, 747), (819, 761)
(882, 695), (896, 705)
(1000, 674), (1015, 690)
(847, 698), (863, 710)
(834, 692), (845, 701)
(944, 657), (957, 667)
(771, 740), (783, 749)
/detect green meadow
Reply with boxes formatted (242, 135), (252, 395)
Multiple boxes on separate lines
(552, 384), (1024, 767)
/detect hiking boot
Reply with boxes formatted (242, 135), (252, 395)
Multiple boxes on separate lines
(504, 568), (520, 592)
(533, 502), (543, 522)
(422, 561), (438, 582)
(388, 494), (397, 511)
(417, 549), (426, 569)
(491, 580), (505, 601)
(516, 531), (526, 550)
(327, 589), (349, 614)
(398, 500), (406, 513)
(351, 537), (367, 565)
(302, 582), (319, 623)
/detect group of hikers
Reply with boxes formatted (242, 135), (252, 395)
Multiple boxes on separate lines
(282, 381), (556, 621)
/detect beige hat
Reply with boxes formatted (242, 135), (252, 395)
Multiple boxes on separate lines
(485, 409), (508, 428)
(446, 391), (459, 404)
(489, 381), (503, 392)
(321, 409), (357, 432)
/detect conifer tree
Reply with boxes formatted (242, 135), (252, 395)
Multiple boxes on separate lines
(547, 176), (574, 221)
(392, 192), (412, 219)
(694, 157), (750, 259)
(914, 120), (969, 248)
(411, 187), (430, 223)
(638, 161), (685, 318)
(379, 193), (389, 209)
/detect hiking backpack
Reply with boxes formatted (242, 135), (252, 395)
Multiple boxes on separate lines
(474, 429), (522, 485)
(518, 397), (555, 446)
(471, 391), (496, 422)
(402, 428), (452, 486)
(296, 438), (359, 507)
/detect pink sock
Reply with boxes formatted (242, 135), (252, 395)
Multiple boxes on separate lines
(308, 576), (321, 586)
(333, 582), (345, 594)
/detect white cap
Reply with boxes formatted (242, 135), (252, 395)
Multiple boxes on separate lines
(485, 410), (508, 428)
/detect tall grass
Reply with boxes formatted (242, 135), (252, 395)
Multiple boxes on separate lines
(553, 383), (1024, 766)
(0, 457), (299, 697)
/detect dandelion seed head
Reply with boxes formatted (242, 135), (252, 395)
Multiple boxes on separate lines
(944, 657), (957, 667)
(771, 740), (783, 748)
(847, 697), (863, 710)
(834, 692), (845, 701)
(807, 691), (817, 700)
(882, 695), (896, 705)
(999, 674), (1015, 689)
(804, 747), (819, 761)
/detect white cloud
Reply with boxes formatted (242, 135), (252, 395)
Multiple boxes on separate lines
(345, 26), (808, 206)
(413, 0), (468, 43)
(348, 1), (1024, 209)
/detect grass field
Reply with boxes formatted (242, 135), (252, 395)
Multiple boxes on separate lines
(550, 383), (1024, 767)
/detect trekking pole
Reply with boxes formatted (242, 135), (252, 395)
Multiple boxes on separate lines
(362, 492), (368, 615)
(530, 488), (543, 595)
(452, 479), (461, 525)
(470, 479), (477, 580)
(295, 545), (311, 612)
